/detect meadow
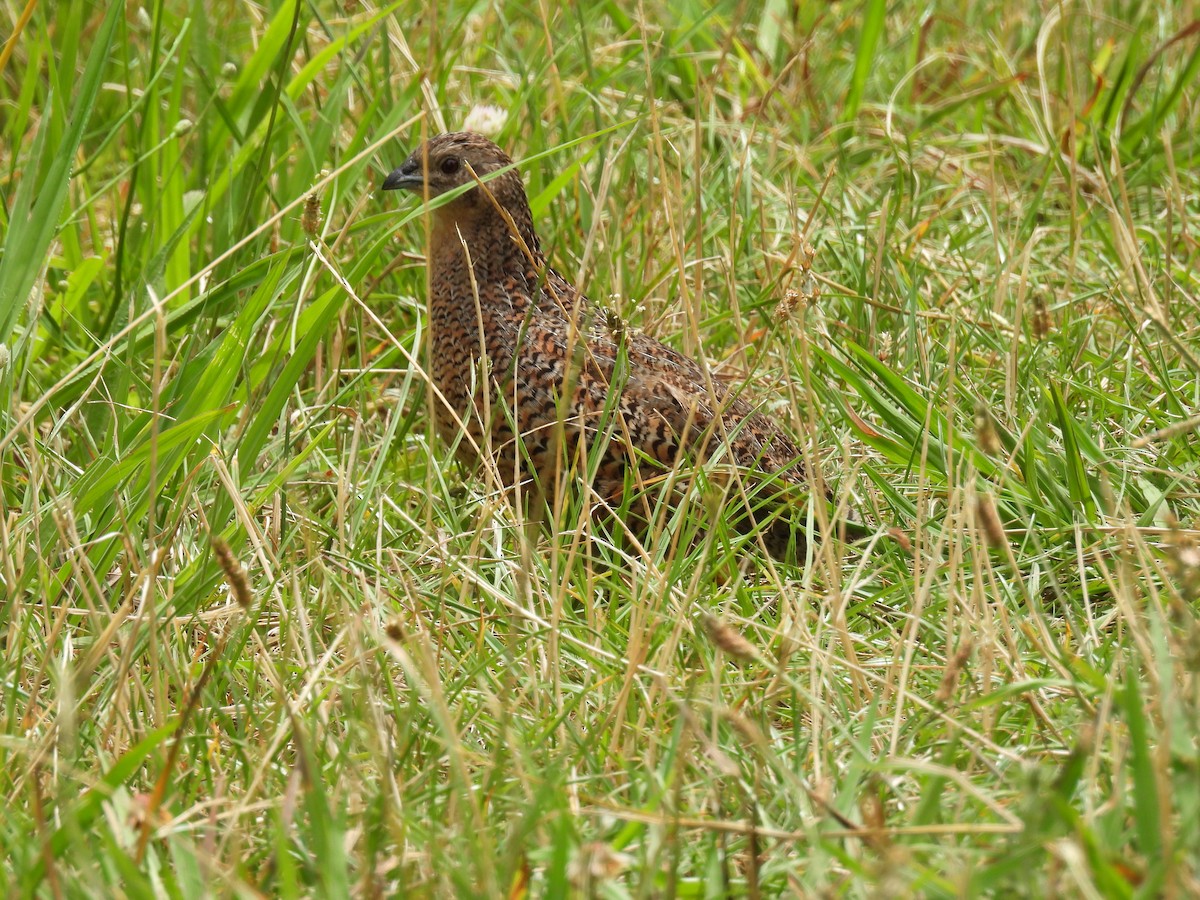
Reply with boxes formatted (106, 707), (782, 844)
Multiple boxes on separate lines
(1, 0), (1199, 895)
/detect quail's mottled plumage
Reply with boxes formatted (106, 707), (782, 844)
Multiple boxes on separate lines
(384, 132), (824, 558)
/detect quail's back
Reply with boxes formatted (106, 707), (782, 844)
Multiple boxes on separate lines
(383, 132), (818, 558)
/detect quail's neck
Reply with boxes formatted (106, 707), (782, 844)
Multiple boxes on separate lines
(428, 206), (543, 288)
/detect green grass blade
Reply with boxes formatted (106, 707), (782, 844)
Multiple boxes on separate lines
(0, 1), (122, 344)
(843, 0), (886, 121)
(1121, 669), (1163, 866)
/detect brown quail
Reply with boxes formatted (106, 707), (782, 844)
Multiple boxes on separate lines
(383, 131), (836, 559)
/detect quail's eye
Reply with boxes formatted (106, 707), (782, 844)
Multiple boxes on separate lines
(440, 157), (460, 175)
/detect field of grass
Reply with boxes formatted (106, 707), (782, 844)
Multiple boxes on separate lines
(2, 0), (1199, 895)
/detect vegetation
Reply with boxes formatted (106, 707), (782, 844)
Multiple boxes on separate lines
(2, 0), (1198, 894)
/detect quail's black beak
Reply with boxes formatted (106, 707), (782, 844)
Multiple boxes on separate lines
(382, 156), (424, 192)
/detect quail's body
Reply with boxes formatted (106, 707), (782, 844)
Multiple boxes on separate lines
(385, 132), (815, 556)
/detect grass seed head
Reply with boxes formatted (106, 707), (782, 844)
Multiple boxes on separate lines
(602, 306), (627, 343)
(974, 401), (1001, 455)
(210, 536), (253, 609)
(700, 612), (761, 663)
(976, 493), (1006, 549)
(384, 617), (406, 642)
(302, 192), (321, 237)
(775, 288), (802, 322)
(934, 638), (974, 704)
(1032, 295), (1053, 339)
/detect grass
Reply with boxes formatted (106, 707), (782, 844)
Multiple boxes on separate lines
(2, 0), (1199, 895)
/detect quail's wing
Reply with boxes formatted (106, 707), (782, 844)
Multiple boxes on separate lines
(622, 332), (806, 474)
(555, 325), (805, 484)
(523, 272), (804, 478)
